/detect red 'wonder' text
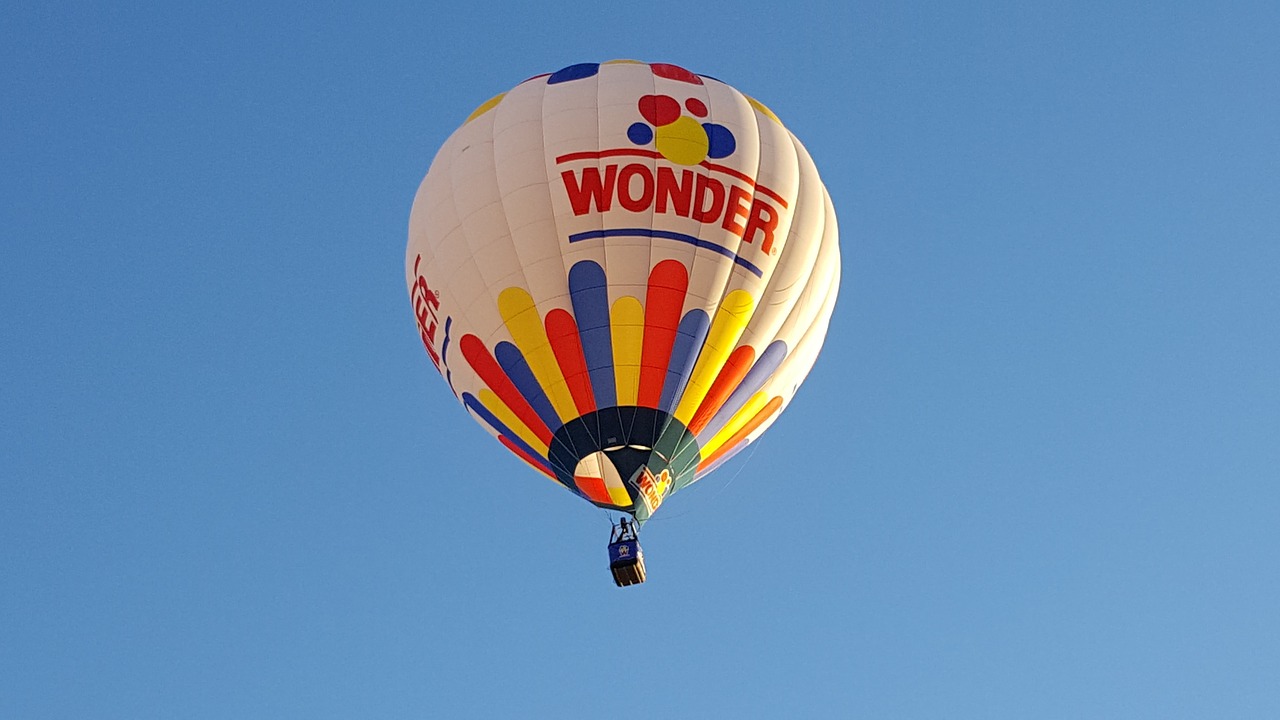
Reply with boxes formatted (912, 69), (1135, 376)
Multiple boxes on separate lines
(560, 164), (782, 254)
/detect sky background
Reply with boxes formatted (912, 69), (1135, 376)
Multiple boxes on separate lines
(4, 1), (1279, 717)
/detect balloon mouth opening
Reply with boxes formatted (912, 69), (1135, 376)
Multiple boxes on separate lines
(550, 406), (701, 519)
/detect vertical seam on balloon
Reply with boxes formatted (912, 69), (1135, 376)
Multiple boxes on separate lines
(706, 249), (838, 474)
(780, 218), (840, 394)
(488, 80), (552, 428)
(437, 89), (505, 426)
(683, 118), (816, 459)
(642, 62), (699, 452)
(627, 63), (665, 415)
(616, 63), (655, 430)
(661, 79), (759, 440)
(438, 114), (481, 407)
(599, 61), (656, 419)
(581, 63), (610, 453)
(648, 69), (713, 449)
(774, 128), (824, 328)
(638, 59), (662, 398)
(457, 123), (508, 367)
(540, 66), (596, 462)
(765, 182), (839, 377)
(753, 130), (823, 346)
(719, 131), (824, 419)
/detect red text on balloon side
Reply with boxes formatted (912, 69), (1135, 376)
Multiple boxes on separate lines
(559, 163), (782, 254)
(411, 254), (442, 370)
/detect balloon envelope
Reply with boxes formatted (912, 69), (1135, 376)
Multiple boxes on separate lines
(407, 61), (839, 521)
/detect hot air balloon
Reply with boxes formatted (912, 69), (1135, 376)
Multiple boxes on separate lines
(407, 60), (839, 586)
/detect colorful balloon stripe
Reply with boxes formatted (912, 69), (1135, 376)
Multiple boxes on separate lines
(638, 260), (688, 408)
(545, 308), (596, 416)
(699, 395), (784, 470)
(659, 310), (711, 414)
(459, 258), (799, 507)
(674, 289), (755, 424)
(696, 439), (750, 476)
(696, 340), (788, 445)
(700, 391), (770, 460)
(497, 287), (576, 421)
(494, 341), (562, 435)
(459, 335), (554, 446)
(568, 261), (616, 408)
(688, 344), (756, 435)
(609, 296), (644, 406)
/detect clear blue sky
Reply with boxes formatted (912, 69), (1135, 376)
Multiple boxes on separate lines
(4, 1), (1279, 717)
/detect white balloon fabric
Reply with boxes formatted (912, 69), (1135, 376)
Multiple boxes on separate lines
(407, 61), (839, 521)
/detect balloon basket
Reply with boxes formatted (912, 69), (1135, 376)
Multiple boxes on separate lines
(608, 519), (647, 587)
